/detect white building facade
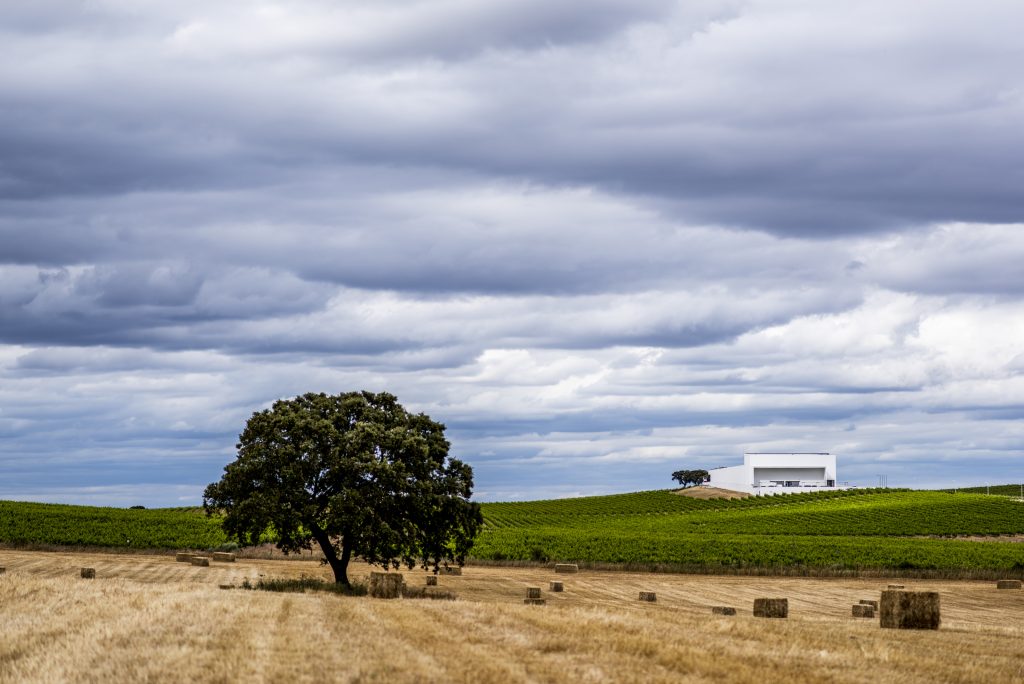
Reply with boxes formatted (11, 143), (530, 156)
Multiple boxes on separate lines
(708, 452), (843, 495)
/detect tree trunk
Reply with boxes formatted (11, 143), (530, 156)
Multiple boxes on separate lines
(339, 541), (352, 584)
(309, 522), (350, 586)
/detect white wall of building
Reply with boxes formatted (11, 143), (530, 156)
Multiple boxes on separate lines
(753, 467), (825, 483)
(708, 453), (842, 495)
(705, 464), (750, 493)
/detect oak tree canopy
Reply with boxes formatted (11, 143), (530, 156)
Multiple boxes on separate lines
(203, 391), (482, 585)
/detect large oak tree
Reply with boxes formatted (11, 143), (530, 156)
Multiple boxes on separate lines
(203, 391), (483, 585)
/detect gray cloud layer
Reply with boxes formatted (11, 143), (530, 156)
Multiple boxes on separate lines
(5, 2), (1023, 231)
(1, 1), (1022, 504)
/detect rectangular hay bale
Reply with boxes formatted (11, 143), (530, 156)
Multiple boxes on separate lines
(753, 598), (788, 618)
(80, 568), (96, 579)
(426, 576), (438, 586)
(0, 567), (5, 575)
(852, 604), (875, 618)
(212, 552), (236, 562)
(527, 587), (542, 599)
(440, 566), (462, 575)
(175, 553), (194, 563)
(639, 591), (657, 602)
(712, 606), (737, 616)
(369, 572), (405, 599)
(191, 556), (210, 567)
(554, 564), (579, 574)
(858, 599), (879, 610)
(996, 580), (1022, 589)
(880, 590), (940, 630)
(549, 581), (563, 592)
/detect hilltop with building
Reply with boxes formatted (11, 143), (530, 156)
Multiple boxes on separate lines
(708, 452), (845, 495)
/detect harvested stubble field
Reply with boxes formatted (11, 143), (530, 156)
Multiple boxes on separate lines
(1, 549), (1023, 683)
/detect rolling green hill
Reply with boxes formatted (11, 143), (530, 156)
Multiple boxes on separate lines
(0, 501), (228, 550)
(480, 489), (1024, 537)
(941, 484), (1024, 497)
(2, 488), (1023, 576)
(473, 489), (1024, 575)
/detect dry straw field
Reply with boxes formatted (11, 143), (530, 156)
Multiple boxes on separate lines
(2, 549), (1023, 683)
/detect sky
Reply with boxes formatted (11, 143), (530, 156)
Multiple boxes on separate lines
(1, 1), (1023, 507)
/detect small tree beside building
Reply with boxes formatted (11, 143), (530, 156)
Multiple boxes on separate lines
(671, 469), (709, 488)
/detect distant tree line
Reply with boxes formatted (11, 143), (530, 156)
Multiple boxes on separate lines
(671, 469), (709, 488)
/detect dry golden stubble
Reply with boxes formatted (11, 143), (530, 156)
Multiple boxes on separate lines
(1, 550), (1023, 683)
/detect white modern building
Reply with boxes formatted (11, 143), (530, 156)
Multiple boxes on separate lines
(708, 453), (843, 495)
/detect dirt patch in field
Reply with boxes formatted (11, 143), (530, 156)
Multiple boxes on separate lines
(673, 485), (750, 499)
(911, 535), (1024, 544)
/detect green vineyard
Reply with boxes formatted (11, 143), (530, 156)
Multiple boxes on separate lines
(2, 488), (1023, 576)
(481, 490), (1024, 537)
(0, 501), (229, 550)
(941, 484), (1024, 497)
(471, 528), (1024, 573)
(474, 489), (1024, 574)
(481, 488), (889, 527)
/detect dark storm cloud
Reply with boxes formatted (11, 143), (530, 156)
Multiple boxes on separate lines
(1, 2), (1021, 234)
(0, 0), (681, 200)
(0, 120), (232, 201)
(1, 175), (871, 355)
(1, 176), (867, 299)
(0, 261), (338, 349)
